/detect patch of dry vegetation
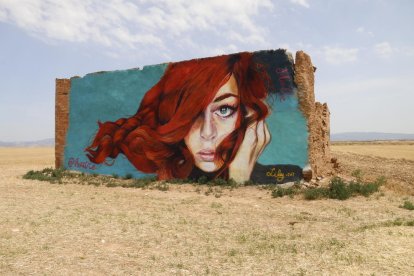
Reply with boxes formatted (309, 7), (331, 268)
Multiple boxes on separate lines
(1, 147), (414, 275)
(332, 141), (414, 195)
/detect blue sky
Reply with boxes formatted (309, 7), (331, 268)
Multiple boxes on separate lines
(0, 0), (413, 141)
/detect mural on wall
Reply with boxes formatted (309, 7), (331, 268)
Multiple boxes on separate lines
(64, 49), (309, 184)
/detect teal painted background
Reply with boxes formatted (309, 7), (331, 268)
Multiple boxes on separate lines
(258, 93), (308, 168)
(64, 64), (168, 178)
(64, 55), (308, 178)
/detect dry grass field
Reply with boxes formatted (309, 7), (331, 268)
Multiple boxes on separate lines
(332, 141), (414, 195)
(332, 140), (414, 161)
(1, 145), (414, 275)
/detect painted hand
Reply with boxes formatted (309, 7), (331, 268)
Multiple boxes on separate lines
(229, 120), (271, 183)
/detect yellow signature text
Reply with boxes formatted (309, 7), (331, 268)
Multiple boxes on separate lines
(266, 168), (295, 182)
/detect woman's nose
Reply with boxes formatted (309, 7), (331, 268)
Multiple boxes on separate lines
(200, 112), (217, 140)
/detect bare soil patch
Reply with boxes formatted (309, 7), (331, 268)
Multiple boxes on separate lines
(1, 147), (414, 275)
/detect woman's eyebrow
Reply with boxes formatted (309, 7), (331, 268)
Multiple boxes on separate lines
(213, 93), (238, 103)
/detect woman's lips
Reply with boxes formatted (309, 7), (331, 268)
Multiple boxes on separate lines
(197, 150), (215, 162)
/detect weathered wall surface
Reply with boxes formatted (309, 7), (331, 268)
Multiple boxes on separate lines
(55, 79), (71, 168)
(56, 50), (330, 183)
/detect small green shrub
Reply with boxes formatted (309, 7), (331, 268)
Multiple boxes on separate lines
(400, 200), (414, 211)
(385, 219), (404, 227)
(226, 178), (238, 187)
(303, 174), (382, 201)
(406, 220), (414, 226)
(23, 168), (162, 190)
(132, 177), (156, 188)
(167, 178), (190, 184)
(243, 180), (255, 186)
(375, 176), (387, 186)
(106, 182), (118, 187)
(329, 177), (351, 200)
(23, 168), (67, 183)
(90, 181), (101, 187)
(303, 187), (329, 200)
(194, 176), (240, 187)
(348, 178), (382, 198)
(131, 181), (147, 188)
(271, 186), (297, 198)
(209, 178), (227, 186)
(207, 177), (238, 187)
(358, 182), (381, 197)
(153, 182), (169, 191)
(197, 176), (209, 184)
(358, 218), (414, 231)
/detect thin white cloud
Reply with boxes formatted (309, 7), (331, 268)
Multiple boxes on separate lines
(0, 5), (6, 19)
(356, 27), (364, 33)
(374, 41), (394, 58)
(209, 44), (239, 56)
(356, 26), (374, 37)
(290, 0), (310, 8)
(0, 0), (274, 54)
(227, 30), (267, 46)
(323, 46), (359, 65)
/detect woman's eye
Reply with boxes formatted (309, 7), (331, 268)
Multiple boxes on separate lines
(215, 105), (236, 118)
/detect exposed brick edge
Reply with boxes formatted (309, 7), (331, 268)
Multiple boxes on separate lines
(55, 79), (71, 168)
(294, 51), (333, 178)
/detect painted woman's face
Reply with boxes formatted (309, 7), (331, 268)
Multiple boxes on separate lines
(184, 75), (239, 172)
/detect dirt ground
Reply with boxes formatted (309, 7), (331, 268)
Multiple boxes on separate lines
(1, 146), (414, 275)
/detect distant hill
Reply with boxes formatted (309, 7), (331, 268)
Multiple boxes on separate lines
(331, 132), (414, 141)
(0, 138), (55, 147)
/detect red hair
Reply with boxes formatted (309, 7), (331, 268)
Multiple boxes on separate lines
(85, 52), (269, 180)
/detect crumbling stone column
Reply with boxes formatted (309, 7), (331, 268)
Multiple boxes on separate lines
(55, 79), (70, 168)
(294, 51), (332, 178)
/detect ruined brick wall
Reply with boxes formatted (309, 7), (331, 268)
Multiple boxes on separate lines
(294, 51), (333, 178)
(55, 79), (70, 168)
(55, 50), (333, 182)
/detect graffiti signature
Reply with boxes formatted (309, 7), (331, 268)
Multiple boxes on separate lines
(266, 168), (295, 182)
(68, 157), (97, 170)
